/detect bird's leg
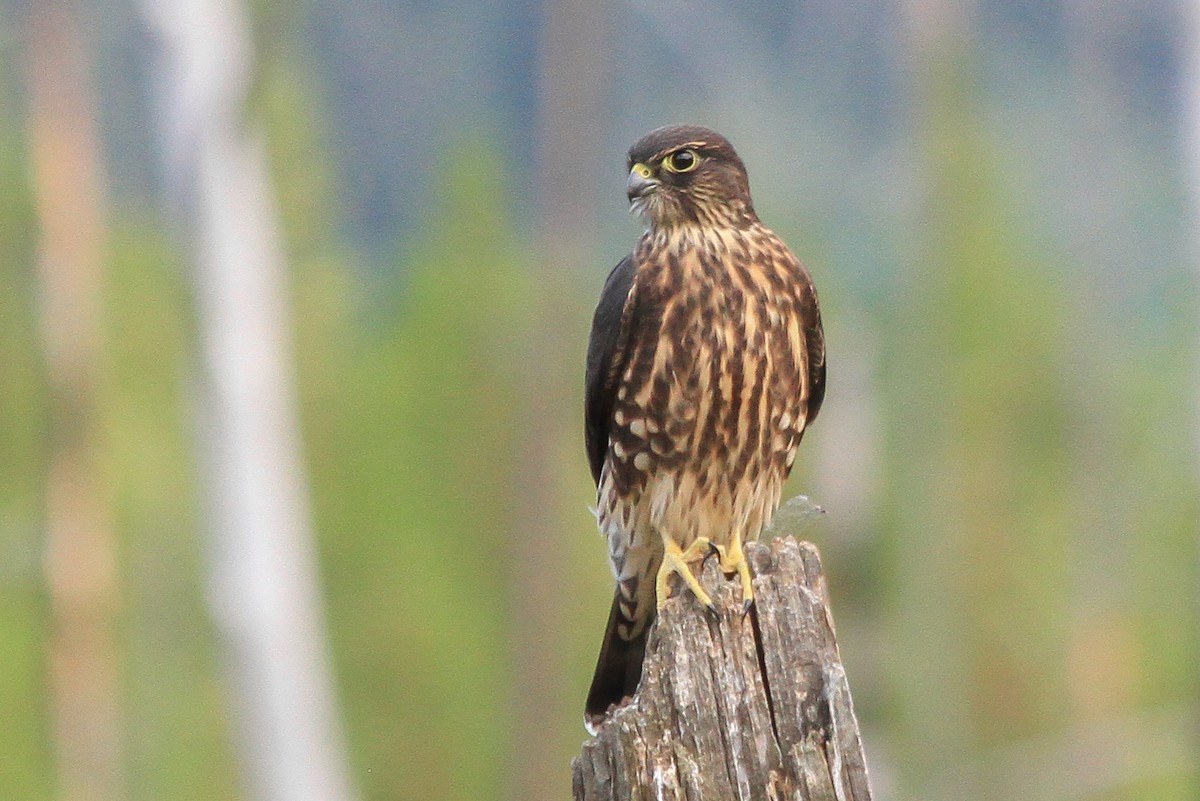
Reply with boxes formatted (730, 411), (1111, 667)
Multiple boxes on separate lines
(656, 537), (718, 611)
(710, 532), (755, 615)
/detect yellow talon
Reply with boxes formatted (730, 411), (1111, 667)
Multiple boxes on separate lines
(656, 537), (718, 610)
(710, 535), (755, 613)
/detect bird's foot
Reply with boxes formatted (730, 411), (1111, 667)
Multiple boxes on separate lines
(709, 539), (755, 615)
(656, 538), (719, 611)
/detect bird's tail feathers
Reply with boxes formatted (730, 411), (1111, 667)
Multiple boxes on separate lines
(584, 590), (651, 733)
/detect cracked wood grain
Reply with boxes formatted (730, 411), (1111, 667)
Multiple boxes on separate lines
(572, 538), (872, 801)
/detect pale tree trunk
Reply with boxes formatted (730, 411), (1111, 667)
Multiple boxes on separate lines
(138, 2), (358, 800)
(1180, 14), (1200, 778)
(1182, 2), (1200, 480)
(23, 2), (124, 800)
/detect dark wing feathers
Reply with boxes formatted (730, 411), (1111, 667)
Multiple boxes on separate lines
(584, 255), (637, 484)
(801, 278), (826, 425)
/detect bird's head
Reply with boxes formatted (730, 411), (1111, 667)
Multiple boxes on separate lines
(625, 125), (757, 230)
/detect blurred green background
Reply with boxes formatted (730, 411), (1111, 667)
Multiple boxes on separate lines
(1, 1), (1197, 800)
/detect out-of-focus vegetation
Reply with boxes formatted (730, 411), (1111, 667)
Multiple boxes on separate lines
(0, 1), (1196, 800)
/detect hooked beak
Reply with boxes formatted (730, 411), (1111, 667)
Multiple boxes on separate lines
(626, 163), (657, 202)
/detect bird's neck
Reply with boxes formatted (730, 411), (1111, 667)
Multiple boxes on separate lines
(640, 196), (758, 234)
(642, 218), (764, 256)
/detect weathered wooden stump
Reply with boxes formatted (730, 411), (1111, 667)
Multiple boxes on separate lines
(572, 537), (872, 801)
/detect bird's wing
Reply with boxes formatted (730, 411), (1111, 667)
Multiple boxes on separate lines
(800, 273), (826, 426)
(585, 255), (637, 485)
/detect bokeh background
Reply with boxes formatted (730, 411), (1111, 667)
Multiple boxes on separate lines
(1, 0), (1197, 800)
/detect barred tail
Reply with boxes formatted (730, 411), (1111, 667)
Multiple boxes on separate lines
(584, 590), (651, 732)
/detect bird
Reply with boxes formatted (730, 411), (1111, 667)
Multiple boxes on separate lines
(583, 125), (826, 730)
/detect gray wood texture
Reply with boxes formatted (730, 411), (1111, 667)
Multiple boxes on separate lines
(573, 538), (872, 801)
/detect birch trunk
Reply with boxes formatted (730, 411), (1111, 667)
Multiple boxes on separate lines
(139, 2), (358, 799)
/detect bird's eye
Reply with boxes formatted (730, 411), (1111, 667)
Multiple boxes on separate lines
(663, 149), (699, 174)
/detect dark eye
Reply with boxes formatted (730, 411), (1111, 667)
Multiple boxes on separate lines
(663, 149), (699, 173)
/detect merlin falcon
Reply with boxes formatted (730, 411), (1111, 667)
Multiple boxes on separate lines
(584, 125), (826, 728)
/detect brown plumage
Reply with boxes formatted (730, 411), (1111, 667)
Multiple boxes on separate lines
(583, 125), (825, 730)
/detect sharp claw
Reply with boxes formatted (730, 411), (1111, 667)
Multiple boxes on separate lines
(657, 537), (759, 616)
(658, 541), (716, 610)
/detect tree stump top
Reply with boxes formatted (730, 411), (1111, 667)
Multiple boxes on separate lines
(572, 537), (872, 801)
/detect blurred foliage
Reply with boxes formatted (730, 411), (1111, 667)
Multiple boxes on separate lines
(298, 155), (531, 801)
(877, 47), (1198, 800)
(884, 47), (1077, 773)
(0, 85), (52, 801)
(264, 46), (541, 799)
(108, 222), (237, 801)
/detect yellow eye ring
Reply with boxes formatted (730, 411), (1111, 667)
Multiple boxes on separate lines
(662, 149), (699, 174)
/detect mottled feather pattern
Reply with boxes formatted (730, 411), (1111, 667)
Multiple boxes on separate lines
(597, 221), (819, 640)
